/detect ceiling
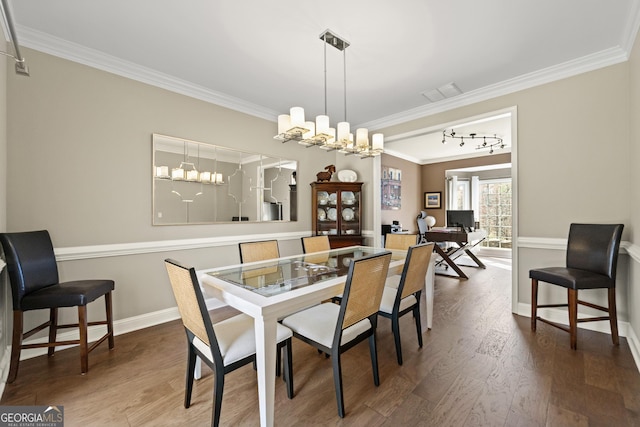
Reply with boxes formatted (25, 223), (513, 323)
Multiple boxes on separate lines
(6, 0), (640, 163)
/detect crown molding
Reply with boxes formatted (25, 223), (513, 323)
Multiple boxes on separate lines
(16, 24), (633, 130)
(621, 0), (640, 54)
(16, 25), (280, 122)
(361, 46), (629, 131)
(384, 146), (513, 165)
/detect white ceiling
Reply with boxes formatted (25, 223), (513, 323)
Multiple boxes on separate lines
(6, 0), (640, 163)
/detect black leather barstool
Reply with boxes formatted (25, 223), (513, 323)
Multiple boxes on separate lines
(0, 230), (115, 382)
(529, 223), (623, 349)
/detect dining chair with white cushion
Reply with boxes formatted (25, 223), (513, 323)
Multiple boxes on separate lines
(378, 243), (434, 365)
(281, 251), (391, 418)
(164, 259), (294, 427)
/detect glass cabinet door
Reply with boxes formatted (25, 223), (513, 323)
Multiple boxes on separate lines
(339, 189), (360, 236)
(311, 182), (363, 248)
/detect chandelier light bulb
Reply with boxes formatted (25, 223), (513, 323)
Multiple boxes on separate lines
(303, 121), (315, 139)
(316, 115), (330, 134)
(356, 128), (369, 148)
(372, 133), (384, 151)
(277, 115), (291, 134)
(337, 122), (350, 142)
(290, 107), (305, 128)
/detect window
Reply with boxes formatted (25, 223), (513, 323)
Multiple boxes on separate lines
(453, 180), (469, 210)
(478, 179), (512, 248)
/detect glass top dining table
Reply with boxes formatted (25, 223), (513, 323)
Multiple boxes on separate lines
(205, 246), (400, 297)
(198, 245), (430, 427)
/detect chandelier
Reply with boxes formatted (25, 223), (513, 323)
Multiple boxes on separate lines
(274, 29), (383, 158)
(442, 130), (505, 154)
(155, 141), (225, 185)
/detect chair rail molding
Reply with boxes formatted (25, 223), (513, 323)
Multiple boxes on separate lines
(518, 237), (634, 258)
(53, 231), (310, 262)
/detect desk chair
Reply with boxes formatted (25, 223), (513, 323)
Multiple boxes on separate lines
(301, 235), (331, 253)
(529, 223), (624, 349)
(164, 259), (294, 427)
(417, 211), (428, 244)
(282, 252), (391, 418)
(378, 243), (433, 365)
(0, 230), (114, 383)
(238, 240), (279, 263)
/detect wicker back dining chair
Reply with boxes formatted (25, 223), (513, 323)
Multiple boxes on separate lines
(238, 240), (280, 263)
(164, 259), (294, 426)
(282, 251), (391, 418)
(384, 233), (418, 250)
(301, 235), (331, 254)
(378, 243), (433, 365)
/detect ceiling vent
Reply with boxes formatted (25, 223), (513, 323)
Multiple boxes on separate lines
(421, 82), (462, 103)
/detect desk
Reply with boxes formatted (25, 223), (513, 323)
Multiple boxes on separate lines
(425, 228), (487, 279)
(198, 246), (433, 427)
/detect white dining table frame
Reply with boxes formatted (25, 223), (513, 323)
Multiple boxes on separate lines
(197, 246), (434, 427)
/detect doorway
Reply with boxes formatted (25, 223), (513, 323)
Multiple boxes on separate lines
(376, 106), (518, 312)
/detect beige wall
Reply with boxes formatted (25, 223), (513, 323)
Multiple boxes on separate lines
(380, 154), (421, 233)
(380, 64), (630, 239)
(420, 153), (511, 227)
(1, 42), (8, 382)
(6, 49), (334, 247)
(628, 28), (640, 340)
(378, 61), (633, 325)
(3, 33), (640, 358)
(1, 43), (6, 231)
(4, 48), (351, 327)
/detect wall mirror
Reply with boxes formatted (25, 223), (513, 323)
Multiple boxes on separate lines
(153, 134), (297, 225)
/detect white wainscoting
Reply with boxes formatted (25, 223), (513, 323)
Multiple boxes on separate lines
(3, 232), (636, 376)
(9, 229), (375, 361)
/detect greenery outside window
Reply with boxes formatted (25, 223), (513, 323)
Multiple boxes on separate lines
(478, 179), (512, 248)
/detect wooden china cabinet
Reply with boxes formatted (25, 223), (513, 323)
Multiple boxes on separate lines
(310, 182), (364, 248)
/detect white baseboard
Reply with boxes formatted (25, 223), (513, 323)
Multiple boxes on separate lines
(627, 325), (640, 373)
(15, 297), (225, 361)
(517, 302), (640, 372)
(0, 296), (225, 399)
(0, 349), (10, 402)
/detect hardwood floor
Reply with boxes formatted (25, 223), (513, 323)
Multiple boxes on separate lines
(2, 257), (639, 426)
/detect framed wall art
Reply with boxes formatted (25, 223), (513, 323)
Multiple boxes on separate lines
(381, 166), (401, 210)
(424, 191), (441, 209)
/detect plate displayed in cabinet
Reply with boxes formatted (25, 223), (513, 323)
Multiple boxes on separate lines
(317, 208), (326, 221)
(342, 208), (354, 221)
(317, 191), (329, 205)
(329, 193), (337, 205)
(327, 208), (337, 221)
(342, 191), (356, 205)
